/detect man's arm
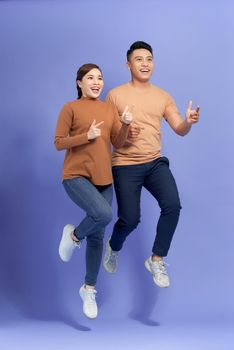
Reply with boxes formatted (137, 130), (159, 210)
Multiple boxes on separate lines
(166, 100), (200, 136)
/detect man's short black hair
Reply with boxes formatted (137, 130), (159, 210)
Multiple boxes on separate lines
(127, 41), (153, 61)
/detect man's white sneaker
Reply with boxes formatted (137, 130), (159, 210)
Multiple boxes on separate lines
(145, 256), (170, 288)
(79, 285), (98, 319)
(59, 224), (80, 262)
(103, 239), (118, 273)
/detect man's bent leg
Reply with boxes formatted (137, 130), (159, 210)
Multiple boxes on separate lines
(110, 164), (144, 251)
(103, 164), (144, 273)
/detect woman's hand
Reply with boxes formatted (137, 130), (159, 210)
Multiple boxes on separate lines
(87, 120), (104, 140)
(120, 105), (133, 125)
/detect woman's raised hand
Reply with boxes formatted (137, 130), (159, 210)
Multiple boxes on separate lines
(87, 120), (104, 140)
(120, 105), (133, 125)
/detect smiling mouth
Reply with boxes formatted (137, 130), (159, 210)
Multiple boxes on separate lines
(140, 69), (150, 73)
(91, 88), (100, 93)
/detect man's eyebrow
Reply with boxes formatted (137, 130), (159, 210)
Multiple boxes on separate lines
(134, 55), (153, 59)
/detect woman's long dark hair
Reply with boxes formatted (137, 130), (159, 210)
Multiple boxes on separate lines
(76, 63), (102, 99)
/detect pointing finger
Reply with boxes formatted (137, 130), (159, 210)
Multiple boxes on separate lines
(90, 119), (96, 127)
(95, 121), (104, 128)
(188, 100), (193, 110)
(128, 104), (135, 113)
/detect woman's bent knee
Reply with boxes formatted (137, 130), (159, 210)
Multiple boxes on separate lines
(95, 206), (113, 227)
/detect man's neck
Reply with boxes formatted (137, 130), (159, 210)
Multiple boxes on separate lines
(130, 79), (151, 89)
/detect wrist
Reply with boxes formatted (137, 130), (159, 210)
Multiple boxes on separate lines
(184, 117), (192, 126)
(87, 132), (94, 141)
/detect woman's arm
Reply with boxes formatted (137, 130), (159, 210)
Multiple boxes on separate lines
(110, 105), (132, 148)
(54, 103), (90, 151)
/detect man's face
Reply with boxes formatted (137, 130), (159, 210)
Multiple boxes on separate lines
(127, 48), (154, 83)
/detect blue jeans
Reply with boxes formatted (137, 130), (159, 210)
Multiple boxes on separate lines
(110, 157), (181, 257)
(63, 177), (113, 286)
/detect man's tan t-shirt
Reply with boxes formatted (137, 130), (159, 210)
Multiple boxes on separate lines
(106, 83), (180, 166)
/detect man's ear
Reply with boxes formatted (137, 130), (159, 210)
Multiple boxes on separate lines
(126, 61), (131, 70)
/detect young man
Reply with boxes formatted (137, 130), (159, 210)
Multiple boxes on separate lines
(103, 41), (200, 288)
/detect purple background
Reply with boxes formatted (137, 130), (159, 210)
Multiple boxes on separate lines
(0, 0), (234, 349)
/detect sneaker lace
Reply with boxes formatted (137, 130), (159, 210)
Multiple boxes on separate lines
(109, 251), (118, 264)
(153, 260), (169, 276)
(86, 289), (97, 305)
(73, 240), (81, 249)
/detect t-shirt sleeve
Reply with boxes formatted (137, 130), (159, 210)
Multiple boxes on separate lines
(54, 103), (89, 150)
(163, 94), (180, 122)
(105, 91), (115, 105)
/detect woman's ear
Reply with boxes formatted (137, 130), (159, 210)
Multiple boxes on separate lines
(77, 80), (82, 88)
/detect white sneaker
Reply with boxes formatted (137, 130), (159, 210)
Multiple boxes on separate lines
(145, 256), (170, 288)
(103, 239), (118, 273)
(59, 224), (80, 262)
(79, 285), (98, 319)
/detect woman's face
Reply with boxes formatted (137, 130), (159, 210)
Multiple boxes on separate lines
(78, 68), (104, 99)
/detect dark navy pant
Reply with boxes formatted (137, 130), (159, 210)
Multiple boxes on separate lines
(110, 157), (181, 257)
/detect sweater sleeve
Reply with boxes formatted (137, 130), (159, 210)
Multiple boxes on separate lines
(109, 102), (129, 149)
(54, 103), (90, 151)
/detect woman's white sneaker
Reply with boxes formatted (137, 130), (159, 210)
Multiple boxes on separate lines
(145, 256), (170, 288)
(59, 224), (80, 262)
(79, 285), (98, 319)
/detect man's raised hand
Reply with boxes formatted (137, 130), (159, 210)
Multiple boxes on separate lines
(186, 100), (200, 124)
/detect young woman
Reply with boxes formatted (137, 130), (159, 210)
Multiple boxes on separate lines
(54, 63), (132, 319)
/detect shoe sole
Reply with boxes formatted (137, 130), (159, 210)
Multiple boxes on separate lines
(144, 260), (169, 288)
(59, 225), (76, 262)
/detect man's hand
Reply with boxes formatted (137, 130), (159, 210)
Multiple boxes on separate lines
(128, 122), (142, 140)
(120, 105), (133, 125)
(186, 100), (200, 124)
(87, 120), (104, 140)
